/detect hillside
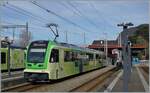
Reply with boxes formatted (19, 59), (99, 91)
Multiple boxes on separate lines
(129, 24), (149, 45)
(128, 24), (149, 59)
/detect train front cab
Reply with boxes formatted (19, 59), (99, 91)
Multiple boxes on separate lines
(24, 41), (50, 81)
(24, 41), (64, 81)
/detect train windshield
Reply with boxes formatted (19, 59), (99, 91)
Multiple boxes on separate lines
(27, 41), (48, 63)
(28, 49), (46, 63)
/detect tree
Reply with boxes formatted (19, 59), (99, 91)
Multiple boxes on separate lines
(128, 24), (149, 60)
(136, 24), (149, 42)
(19, 29), (32, 47)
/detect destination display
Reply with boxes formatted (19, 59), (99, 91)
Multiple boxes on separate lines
(30, 41), (48, 48)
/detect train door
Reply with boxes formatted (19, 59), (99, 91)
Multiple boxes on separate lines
(79, 59), (83, 73)
(72, 51), (79, 74)
(78, 52), (83, 73)
(58, 48), (65, 78)
(49, 48), (62, 79)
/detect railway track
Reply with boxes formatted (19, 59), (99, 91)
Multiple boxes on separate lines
(1, 82), (42, 92)
(2, 71), (24, 79)
(141, 67), (149, 74)
(70, 68), (119, 92)
(2, 66), (117, 92)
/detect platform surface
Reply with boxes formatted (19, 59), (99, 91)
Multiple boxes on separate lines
(112, 66), (149, 92)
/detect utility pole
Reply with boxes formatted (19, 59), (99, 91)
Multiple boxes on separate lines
(13, 28), (15, 41)
(65, 30), (68, 43)
(106, 33), (108, 65)
(103, 32), (108, 65)
(117, 33), (119, 46)
(100, 40), (103, 52)
(26, 22), (28, 43)
(117, 22), (133, 92)
(117, 33), (122, 47)
(83, 32), (86, 46)
(119, 33), (122, 47)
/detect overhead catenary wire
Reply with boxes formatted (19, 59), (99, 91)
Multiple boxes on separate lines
(1, 29), (20, 36)
(30, 1), (92, 33)
(1, 2), (87, 44)
(2, 1), (101, 43)
(4, 1), (91, 36)
(2, 6), (50, 29)
(2, 21), (85, 37)
(2, 22), (84, 42)
(67, 1), (101, 30)
(59, 1), (101, 34)
(89, 2), (114, 29)
(58, 1), (105, 39)
(3, 2), (47, 25)
(58, 1), (80, 16)
(89, 1), (123, 29)
(2, 6), (46, 27)
(6, 2), (50, 24)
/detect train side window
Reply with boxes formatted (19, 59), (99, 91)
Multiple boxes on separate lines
(96, 54), (99, 59)
(1, 52), (6, 64)
(64, 51), (72, 62)
(86, 53), (93, 61)
(50, 49), (59, 63)
(72, 52), (78, 61)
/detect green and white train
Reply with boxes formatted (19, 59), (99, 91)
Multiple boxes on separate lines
(1, 46), (26, 72)
(24, 40), (109, 81)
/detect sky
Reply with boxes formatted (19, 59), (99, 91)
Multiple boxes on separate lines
(0, 0), (149, 46)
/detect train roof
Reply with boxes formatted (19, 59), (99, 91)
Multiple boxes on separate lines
(55, 41), (104, 54)
(31, 40), (104, 54)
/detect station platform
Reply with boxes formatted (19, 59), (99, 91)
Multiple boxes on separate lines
(107, 65), (149, 92)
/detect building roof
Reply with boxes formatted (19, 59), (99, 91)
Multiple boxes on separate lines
(92, 40), (117, 45)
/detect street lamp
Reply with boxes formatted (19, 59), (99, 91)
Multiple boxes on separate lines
(100, 40), (103, 44)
